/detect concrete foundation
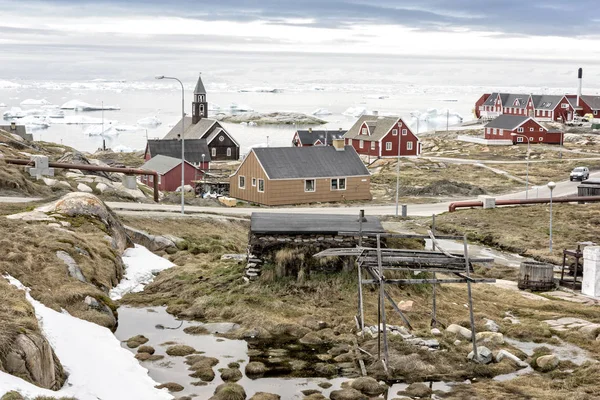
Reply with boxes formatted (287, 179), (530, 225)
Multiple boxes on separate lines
(28, 155), (54, 179)
(582, 246), (600, 298)
(123, 175), (137, 190)
(478, 195), (496, 209)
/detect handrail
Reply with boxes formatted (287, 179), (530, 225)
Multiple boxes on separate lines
(449, 196), (600, 212)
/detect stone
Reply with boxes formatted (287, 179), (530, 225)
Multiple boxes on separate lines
(467, 346), (492, 364)
(220, 367), (243, 382)
(96, 182), (110, 193)
(397, 300), (413, 312)
(314, 363), (337, 377)
(430, 328), (442, 336)
(83, 295), (115, 325)
(77, 183), (93, 193)
(302, 316), (329, 331)
(43, 177), (57, 186)
(56, 250), (87, 282)
(249, 393), (281, 400)
(4, 333), (65, 390)
(166, 345), (196, 356)
(329, 388), (368, 400)
(212, 382), (246, 399)
(536, 354), (559, 371)
(155, 382), (184, 392)
(446, 324), (473, 340)
(453, 340), (462, 346)
(245, 361), (267, 376)
(403, 383), (431, 398)
(123, 225), (176, 252)
(495, 350), (528, 368)
(350, 376), (385, 395)
(579, 324), (600, 338)
(475, 332), (504, 345)
(483, 319), (500, 332)
(300, 331), (324, 345)
(221, 254), (247, 262)
(333, 353), (354, 363)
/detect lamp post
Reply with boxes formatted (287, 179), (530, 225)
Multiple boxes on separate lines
(548, 181), (556, 252)
(156, 75), (185, 214)
(511, 133), (531, 199)
(395, 127), (403, 216)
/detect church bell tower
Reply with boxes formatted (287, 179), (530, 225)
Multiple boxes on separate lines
(192, 73), (208, 124)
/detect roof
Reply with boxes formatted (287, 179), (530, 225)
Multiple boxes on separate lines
(343, 115), (401, 141)
(296, 130), (346, 145)
(205, 127), (240, 147)
(163, 116), (217, 140)
(482, 93), (499, 107)
(485, 115), (530, 130)
(194, 74), (206, 95)
(502, 94), (530, 109)
(532, 95), (564, 110)
(250, 212), (385, 235)
(141, 154), (194, 175)
(252, 146), (370, 180)
(146, 139), (211, 164)
(0, 124), (27, 136)
(581, 95), (600, 110)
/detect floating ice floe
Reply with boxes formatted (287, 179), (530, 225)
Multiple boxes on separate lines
(20, 98), (52, 106)
(50, 116), (118, 125)
(112, 144), (134, 152)
(137, 116), (162, 128)
(60, 99), (121, 111)
(410, 108), (463, 124)
(312, 108), (332, 116)
(114, 124), (141, 132)
(85, 125), (120, 137)
(19, 115), (51, 130)
(0, 80), (21, 89)
(2, 107), (49, 119)
(364, 94), (389, 100)
(109, 244), (175, 300)
(2, 275), (172, 400)
(0, 103), (6, 107)
(239, 87), (282, 93)
(343, 106), (369, 117)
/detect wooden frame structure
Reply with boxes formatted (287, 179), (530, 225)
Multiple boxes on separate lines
(314, 216), (495, 372)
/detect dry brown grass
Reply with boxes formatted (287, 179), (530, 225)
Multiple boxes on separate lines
(493, 159), (600, 186)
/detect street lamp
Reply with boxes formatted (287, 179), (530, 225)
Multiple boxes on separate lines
(156, 75), (185, 214)
(511, 133), (531, 199)
(395, 127), (403, 216)
(547, 181), (556, 252)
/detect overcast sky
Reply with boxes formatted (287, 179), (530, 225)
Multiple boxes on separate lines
(1, 0), (599, 81)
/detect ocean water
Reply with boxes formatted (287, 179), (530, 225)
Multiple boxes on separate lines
(2, 55), (599, 154)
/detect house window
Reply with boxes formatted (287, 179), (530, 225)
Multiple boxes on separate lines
(530, 127), (534, 132)
(499, 129), (503, 135)
(258, 179), (264, 192)
(517, 137), (524, 143)
(562, 104), (569, 108)
(594, 111), (598, 115)
(305, 179), (315, 192)
(331, 178), (346, 190)
(227, 147), (232, 157)
(370, 142), (375, 150)
(392, 129), (398, 136)
(239, 176), (245, 189)
(361, 128), (367, 135)
(359, 140), (364, 149)
(386, 142), (392, 151)
(158, 175), (162, 184)
(252, 178), (256, 187)
(402, 129), (408, 135)
(407, 142), (413, 151)
(348, 139), (352, 145)
(517, 128), (524, 133)
(493, 128), (497, 135)
(539, 137), (544, 141)
(211, 148), (216, 157)
(539, 127), (544, 131)
(529, 137), (534, 141)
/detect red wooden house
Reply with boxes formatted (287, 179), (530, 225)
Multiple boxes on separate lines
(292, 128), (346, 147)
(140, 155), (201, 192)
(477, 93), (574, 122)
(484, 115), (563, 144)
(144, 139), (211, 169)
(343, 115), (421, 158)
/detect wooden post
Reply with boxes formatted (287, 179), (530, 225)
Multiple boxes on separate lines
(430, 219), (438, 328)
(376, 234), (389, 368)
(464, 234), (478, 361)
(357, 210), (365, 331)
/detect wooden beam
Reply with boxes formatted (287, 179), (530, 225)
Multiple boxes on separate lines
(362, 278), (495, 284)
(338, 231), (465, 240)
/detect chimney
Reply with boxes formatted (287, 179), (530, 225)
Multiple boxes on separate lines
(10, 122), (16, 130)
(339, 127), (342, 131)
(308, 127), (312, 133)
(577, 68), (583, 107)
(373, 110), (378, 116)
(332, 138), (345, 151)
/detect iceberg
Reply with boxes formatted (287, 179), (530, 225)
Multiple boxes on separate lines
(112, 144), (134, 152)
(3, 275), (172, 400)
(343, 106), (369, 117)
(137, 116), (162, 128)
(51, 116), (117, 125)
(312, 108), (332, 116)
(60, 99), (121, 111)
(0, 80), (21, 89)
(0, 103), (6, 107)
(115, 124), (142, 132)
(85, 125), (120, 136)
(19, 115), (51, 129)
(20, 98), (52, 106)
(239, 87), (283, 93)
(411, 108), (463, 124)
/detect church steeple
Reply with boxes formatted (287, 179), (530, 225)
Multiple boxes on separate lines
(192, 73), (208, 124)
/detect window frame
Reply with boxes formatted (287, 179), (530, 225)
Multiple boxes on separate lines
(359, 140), (364, 149)
(361, 128), (367, 135)
(331, 178), (346, 191)
(539, 137), (544, 141)
(227, 147), (232, 157)
(258, 179), (265, 193)
(386, 142), (392, 151)
(517, 127), (524, 133)
(517, 137), (524, 143)
(252, 178), (256, 187)
(370, 141), (376, 150)
(239, 175), (245, 189)
(402, 129), (408, 136)
(305, 179), (316, 192)
(407, 141), (413, 151)
(392, 129), (398, 136)
(211, 147), (216, 157)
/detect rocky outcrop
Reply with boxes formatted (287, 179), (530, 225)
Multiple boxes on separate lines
(123, 225), (176, 252)
(216, 111), (327, 125)
(2, 333), (66, 390)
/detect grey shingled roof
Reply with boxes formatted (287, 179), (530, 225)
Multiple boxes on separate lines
(482, 93), (499, 107)
(581, 95), (600, 110)
(147, 139), (211, 164)
(296, 130), (346, 146)
(163, 116), (217, 140)
(141, 154), (192, 175)
(250, 212), (385, 235)
(532, 95), (564, 110)
(343, 115), (400, 141)
(485, 115), (530, 130)
(194, 74), (206, 94)
(502, 94), (530, 109)
(252, 146), (369, 180)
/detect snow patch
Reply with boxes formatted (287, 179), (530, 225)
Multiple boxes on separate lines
(2, 275), (172, 400)
(109, 244), (175, 300)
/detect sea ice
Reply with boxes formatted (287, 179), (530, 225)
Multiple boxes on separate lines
(239, 87), (282, 93)
(51, 116), (117, 125)
(137, 116), (162, 128)
(343, 106), (369, 117)
(312, 108), (332, 116)
(85, 125), (120, 136)
(0, 103), (6, 107)
(60, 99), (121, 111)
(112, 144), (134, 152)
(0, 80), (21, 89)
(411, 108), (463, 124)
(20, 98), (52, 106)
(109, 244), (175, 300)
(2, 275), (172, 400)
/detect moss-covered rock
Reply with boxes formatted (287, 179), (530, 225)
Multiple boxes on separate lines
(210, 382), (247, 400)
(245, 361), (267, 377)
(137, 345), (155, 354)
(155, 382), (185, 392)
(126, 335), (149, 348)
(166, 345), (196, 356)
(220, 367), (243, 382)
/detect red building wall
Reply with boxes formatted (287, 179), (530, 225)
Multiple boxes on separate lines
(484, 119), (562, 144)
(379, 123), (420, 157)
(552, 97), (575, 122)
(345, 137), (380, 157)
(474, 94), (490, 119)
(141, 162), (200, 192)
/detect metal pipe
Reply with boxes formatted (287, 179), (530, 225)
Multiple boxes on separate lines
(4, 158), (159, 202)
(449, 195), (600, 212)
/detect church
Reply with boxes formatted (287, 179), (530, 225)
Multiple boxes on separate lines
(162, 74), (240, 161)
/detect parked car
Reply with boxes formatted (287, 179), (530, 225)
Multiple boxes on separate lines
(566, 116), (585, 127)
(570, 167), (590, 181)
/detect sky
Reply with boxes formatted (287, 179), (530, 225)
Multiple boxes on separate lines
(1, 0), (599, 82)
